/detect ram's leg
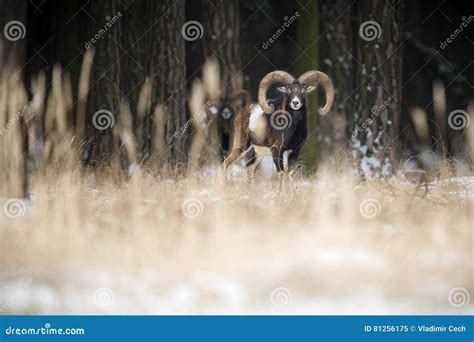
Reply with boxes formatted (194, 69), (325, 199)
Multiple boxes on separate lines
(282, 149), (293, 172)
(244, 146), (256, 167)
(223, 112), (247, 173)
(271, 147), (284, 172)
(223, 147), (244, 172)
(271, 147), (285, 190)
(287, 150), (303, 181)
(243, 147), (257, 182)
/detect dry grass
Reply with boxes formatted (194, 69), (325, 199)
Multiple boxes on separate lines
(0, 165), (472, 314)
(0, 50), (472, 315)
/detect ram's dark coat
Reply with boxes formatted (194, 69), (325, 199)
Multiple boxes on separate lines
(224, 95), (308, 172)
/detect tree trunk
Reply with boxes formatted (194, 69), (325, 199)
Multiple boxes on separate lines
(86, 1), (122, 164)
(152, 0), (187, 166)
(201, 0), (242, 160)
(351, 0), (404, 179)
(319, 0), (355, 162)
(0, 0), (27, 68)
(202, 0), (243, 94)
(297, 0), (320, 170)
(86, 0), (187, 167)
(0, 0), (28, 198)
(122, 0), (186, 166)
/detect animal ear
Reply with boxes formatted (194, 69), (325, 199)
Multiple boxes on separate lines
(305, 85), (316, 93)
(276, 86), (288, 93)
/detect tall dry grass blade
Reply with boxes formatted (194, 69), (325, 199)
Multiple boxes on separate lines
(207, 118), (220, 161)
(51, 64), (76, 167)
(467, 101), (474, 170)
(137, 77), (152, 125)
(188, 133), (206, 170)
(189, 79), (207, 126)
(42, 90), (55, 166)
(29, 72), (46, 122)
(28, 72), (46, 169)
(410, 106), (438, 175)
(410, 106), (431, 147)
(232, 71), (244, 91)
(188, 79), (209, 169)
(0, 65), (8, 120)
(76, 48), (95, 138)
(202, 58), (220, 100)
(432, 80), (447, 155)
(136, 78), (152, 152)
(0, 40), (3, 74)
(118, 100), (138, 166)
(153, 103), (167, 162)
(0, 66), (12, 196)
(52, 64), (67, 137)
(63, 71), (74, 126)
(0, 66), (6, 195)
(6, 70), (28, 197)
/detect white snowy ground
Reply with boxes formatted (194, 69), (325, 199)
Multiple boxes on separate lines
(0, 162), (473, 315)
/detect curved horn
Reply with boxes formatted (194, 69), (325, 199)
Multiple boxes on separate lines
(298, 71), (334, 115)
(258, 71), (295, 113)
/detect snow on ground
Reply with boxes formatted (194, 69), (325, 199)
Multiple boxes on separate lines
(0, 171), (472, 314)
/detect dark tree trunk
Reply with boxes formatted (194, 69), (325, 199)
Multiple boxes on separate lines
(297, 0), (319, 170)
(319, 0), (355, 162)
(351, 0), (404, 179)
(0, 0), (27, 67)
(0, 0), (28, 197)
(86, 0), (187, 166)
(86, 1), (123, 164)
(202, 0), (243, 94)
(122, 0), (186, 165)
(201, 0), (242, 159)
(402, 1), (474, 172)
(153, 0), (187, 165)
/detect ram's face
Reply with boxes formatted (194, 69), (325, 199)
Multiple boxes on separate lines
(209, 98), (233, 121)
(219, 100), (233, 120)
(277, 83), (316, 110)
(209, 103), (230, 121)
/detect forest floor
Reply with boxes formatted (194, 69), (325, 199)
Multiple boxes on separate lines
(1, 164), (473, 314)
